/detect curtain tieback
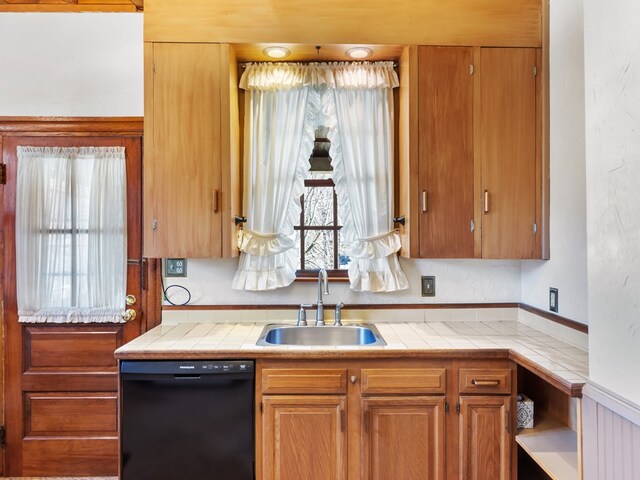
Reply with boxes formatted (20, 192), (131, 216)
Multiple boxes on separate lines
(237, 229), (296, 256)
(348, 229), (402, 259)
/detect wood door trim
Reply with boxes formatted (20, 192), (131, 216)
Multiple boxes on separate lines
(0, 117), (143, 136)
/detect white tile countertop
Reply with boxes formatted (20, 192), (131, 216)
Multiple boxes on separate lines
(115, 319), (589, 397)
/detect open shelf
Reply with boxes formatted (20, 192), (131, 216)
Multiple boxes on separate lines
(516, 410), (579, 480)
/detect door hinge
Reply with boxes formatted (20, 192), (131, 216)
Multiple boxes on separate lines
(533, 223), (538, 235)
(456, 403), (461, 414)
(0, 164), (6, 185)
(445, 402), (449, 414)
(0, 425), (6, 447)
(470, 64), (475, 76)
(470, 219), (475, 233)
(533, 66), (538, 77)
(152, 219), (158, 232)
(340, 408), (345, 432)
(153, 62), (156, 74)
(141, 257), (148, 291)
(259, 402), (263, 414)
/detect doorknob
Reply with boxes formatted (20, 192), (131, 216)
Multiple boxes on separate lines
(123, 309), (137, 322)
(126, 294), (137, 306)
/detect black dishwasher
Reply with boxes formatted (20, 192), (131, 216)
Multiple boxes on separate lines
(120, 360), (254, 480)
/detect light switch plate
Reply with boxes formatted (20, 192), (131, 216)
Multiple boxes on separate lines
(166, 258), (187, 277)
(422, 276), (436, 297)
(549, 287), (558, 313)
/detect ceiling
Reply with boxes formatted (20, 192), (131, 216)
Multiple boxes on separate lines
(0, 0), (142, 12)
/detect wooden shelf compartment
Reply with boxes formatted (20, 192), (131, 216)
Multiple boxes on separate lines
(516, 409), (579, 480)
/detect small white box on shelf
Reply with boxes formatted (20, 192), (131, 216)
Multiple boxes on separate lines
(517, 394), (534, 429)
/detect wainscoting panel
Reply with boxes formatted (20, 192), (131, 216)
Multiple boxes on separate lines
(582, 382), (640, 480)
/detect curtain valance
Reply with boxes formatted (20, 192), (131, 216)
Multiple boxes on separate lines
(239, 61), (399, 91)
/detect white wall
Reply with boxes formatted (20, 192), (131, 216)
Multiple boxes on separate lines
(584, 0), (640, 404)
(520, 0), (588, 324)
(163, 258), (522, 306)
(0, 13), (143, 117)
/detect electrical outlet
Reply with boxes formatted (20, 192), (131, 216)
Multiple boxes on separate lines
(422, 276), (436, 297)
(166, 258), (187, 277)
(549, 287), (558, 313)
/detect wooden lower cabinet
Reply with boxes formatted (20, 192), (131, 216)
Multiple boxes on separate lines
(362, 396), (445, 480)
(459, 396), (512, 480)
(257, 359), (514, 480)
(262, 395), (347, 480)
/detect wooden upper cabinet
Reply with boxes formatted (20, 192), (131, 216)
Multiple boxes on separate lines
(143, 42), (239, 258)
(362, 396), (445, 480)
(458, 396), (512, 480)
(399, 45), (544, 260)
(262, 396), (347, 480)
(479, 47), (538, 259)
(418, 46), (475, 258)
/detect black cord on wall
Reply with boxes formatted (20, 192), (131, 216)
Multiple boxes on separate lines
(161, 276), (192, 306)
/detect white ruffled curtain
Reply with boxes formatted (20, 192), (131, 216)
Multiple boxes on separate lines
(16, 146), (127, 323)
(322, 66), (408, 292)
(234, 61), (407, 292)
(232, 68), (319, 290)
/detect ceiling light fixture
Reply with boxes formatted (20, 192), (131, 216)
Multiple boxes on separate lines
(263, 46), (291, 59)
(345, 47), (373, 59)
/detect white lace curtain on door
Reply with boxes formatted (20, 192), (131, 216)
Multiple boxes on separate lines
(234, 61), (407, 292)
(16, 146), (128, 323)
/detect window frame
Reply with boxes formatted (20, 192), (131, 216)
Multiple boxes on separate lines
(294, 177), (349, 280)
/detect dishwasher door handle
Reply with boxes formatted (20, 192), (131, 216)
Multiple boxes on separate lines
(174, 374), (202, 380)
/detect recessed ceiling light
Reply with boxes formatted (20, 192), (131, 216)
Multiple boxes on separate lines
(345, 47), (373, 59)
(262, 46), (291, 59)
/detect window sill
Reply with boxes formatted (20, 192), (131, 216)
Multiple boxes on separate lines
(295, 270), (349, 282)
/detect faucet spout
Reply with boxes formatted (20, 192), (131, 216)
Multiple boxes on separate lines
(316, 269), (329, 326)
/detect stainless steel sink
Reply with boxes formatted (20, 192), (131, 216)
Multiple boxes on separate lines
(256, 324), (386, 347)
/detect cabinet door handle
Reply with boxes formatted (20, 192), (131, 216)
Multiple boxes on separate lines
(483, 190), (490, 213)
(422, 190), (428, 213)
(350, 375), (358, 384)
(213, 189), (219, 213)
(471, 379), (500, 386)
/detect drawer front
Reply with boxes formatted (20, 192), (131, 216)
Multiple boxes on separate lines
(361, 368), (447, 395)
(262, 368), (347, 394)
(458, 368), (512, 394)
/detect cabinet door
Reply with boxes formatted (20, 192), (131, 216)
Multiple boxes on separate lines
(480, 47), (537, 259)
(418, 46), (475, 258)
(459, 396), (511, 480)
(362, 396), (445, 480)
(262, 396), (347, 480)
(144, 42), (222, 258)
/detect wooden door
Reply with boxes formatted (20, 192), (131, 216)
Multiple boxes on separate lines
(1, 123), (155, 476)
(418, 46), (475, 258)
(362, 396), (445, 480)
(144, 42), (222, 258)
(262, 395), (347, 480)
(480, 47), (537, 259)
(458, 396), (511, 480)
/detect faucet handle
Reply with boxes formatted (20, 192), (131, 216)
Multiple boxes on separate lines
(298, 304), (313, 326)
(334, 302), (345, 326)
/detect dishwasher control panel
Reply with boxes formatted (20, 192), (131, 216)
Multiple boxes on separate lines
(120, 360), (255, 375)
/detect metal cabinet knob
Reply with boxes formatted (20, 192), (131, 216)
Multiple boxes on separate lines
(350, 375), (358, 384)
(123, 309), (137, 322)
(126, 294), (137, 306)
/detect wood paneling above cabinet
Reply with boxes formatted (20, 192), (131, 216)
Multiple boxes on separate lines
(145, 0), (541, 47)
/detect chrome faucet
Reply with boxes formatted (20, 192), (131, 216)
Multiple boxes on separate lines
(315, 268), (329, 326)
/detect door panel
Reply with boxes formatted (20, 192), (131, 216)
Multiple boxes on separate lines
(262, 395), (347, 480)
(480, 48), (537, 259)
(418, 46), (475, 258)
(2, 131), (149, 476)
(362, 396), (445, 480)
